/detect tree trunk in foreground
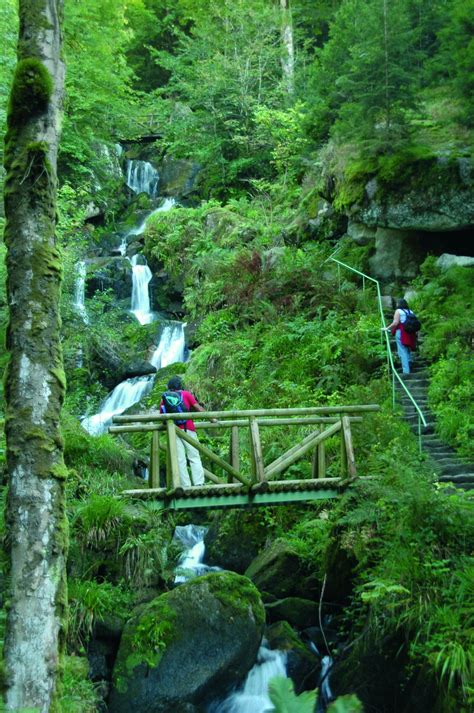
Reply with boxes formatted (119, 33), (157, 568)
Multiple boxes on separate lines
(3, 1), (66, 711)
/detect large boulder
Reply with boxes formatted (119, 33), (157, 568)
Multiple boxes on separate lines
(108, 572), (265, 713)
(245, 539), (312, 599)
(437, 253), (474, 271)
(368, 227), (424, 280)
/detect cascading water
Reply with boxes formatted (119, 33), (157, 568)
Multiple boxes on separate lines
(130, 254), (154, 325)
(173, 525), (221, 584)
(208, 645), (287, 713)
(172, 526), (289, 713)
(81, 375), (155, 436)
(126, 159), (159, 197)
(81, 324), (186, 436)
(308, 641), (334, 712)
(150, 323), (186, 369)
(73, 261), (88, 323)
(118, 198), (176, 257)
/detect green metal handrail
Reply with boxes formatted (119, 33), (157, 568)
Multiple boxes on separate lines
(327, 254), (427, 451)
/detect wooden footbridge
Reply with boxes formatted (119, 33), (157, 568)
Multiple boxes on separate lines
(110, 405), (379, 509)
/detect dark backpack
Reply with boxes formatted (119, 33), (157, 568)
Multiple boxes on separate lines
(162, 390), (187, 428)
(403, 309), (421, 334)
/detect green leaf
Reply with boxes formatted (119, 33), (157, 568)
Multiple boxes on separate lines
(327, 694), (364, 713)
(268, 676), (317, 713)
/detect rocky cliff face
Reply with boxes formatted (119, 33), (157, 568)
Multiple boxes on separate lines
(317, 155), (474, 282)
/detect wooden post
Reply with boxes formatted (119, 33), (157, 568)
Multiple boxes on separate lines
(166, 420), (181, 488)
(311, 432), (326, 480)
(150, 432), (160, 489)
(228, 426), (240, 483)
(317, 441), (326, 479)
(342, 415), (357, 479)
(249, 417), (265, 482)
(166, 437), (172, 489)
(340, 416), (348, 478)
(311, 429), (320, 479)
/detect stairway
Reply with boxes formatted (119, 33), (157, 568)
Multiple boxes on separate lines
(394, 355), (474, 491)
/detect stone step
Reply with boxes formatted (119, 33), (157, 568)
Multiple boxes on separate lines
(425, 449), (458, 459)
(438, 462), (474, 475)
(439, 473), (474, 484)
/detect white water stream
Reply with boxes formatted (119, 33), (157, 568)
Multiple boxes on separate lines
(130, 255), (154, 325)
(126, 159), (159, 197)
(73, 261), (88, 324)
(173, 525), (289, 713)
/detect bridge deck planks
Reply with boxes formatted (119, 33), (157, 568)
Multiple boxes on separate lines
(121, 478), (346, 509)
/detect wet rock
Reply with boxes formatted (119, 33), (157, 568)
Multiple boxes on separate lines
(347, 220), (376, 246)
(120, 360), (156, 381)
(159, 155), (200, 197)
(245, 539), (311, 599)
(265, 597), (319, 628)
(266, 621), (319, 694)
(86, 256), (132, 301)
(108, 572), (265, 713)
(204, 512), (269, 574)
(437, 253), (474, 271)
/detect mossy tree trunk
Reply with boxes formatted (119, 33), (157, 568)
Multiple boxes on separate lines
(2, 1), (66, 711)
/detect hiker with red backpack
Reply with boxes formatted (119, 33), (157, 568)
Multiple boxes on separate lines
(160, 376), (206, 487)
(383, 299), (421, 375)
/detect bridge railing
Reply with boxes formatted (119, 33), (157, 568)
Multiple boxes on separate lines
(110, 405), (379, 491)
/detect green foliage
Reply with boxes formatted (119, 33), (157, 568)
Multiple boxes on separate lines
(73, 495), (127, 549)
(147, 0), (285, 195)
(68, 579), (133, 651)
(411, 261), (474, 458)
(268, 676), (317, 713)
(327, 696), (364, 713)
(57, 656), (99, 713)
(268, 677), (363, 713)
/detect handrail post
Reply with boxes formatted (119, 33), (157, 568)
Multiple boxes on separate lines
(340, 415), (348, 478)
(311, 434), (326, 480)
(166, 421), (181, 488)
(229, 426), (240, 483)
(249, 416), (265, 482)
(342, 416), (357, 479)
(418, 415), (422, 454)
(150, 432), (160, 489)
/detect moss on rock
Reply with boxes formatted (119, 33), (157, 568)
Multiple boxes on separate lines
(110, 571), (265, 712)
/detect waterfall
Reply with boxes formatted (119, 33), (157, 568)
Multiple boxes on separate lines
(73, 261), (88, 323)
(126, 160), (159, 197)
(130, 255), (154, 325)
(173, 524), (221, 583)
(81, 318), (186, 436)
(208, 645), (287, 713)
(81, 375), (155, 436)
(117, 198), (176, 256)
(173, 526), (288, 713)
(150, 323), (186, 369)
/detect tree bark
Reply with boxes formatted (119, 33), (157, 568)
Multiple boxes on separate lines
(3, 1), (66, 711)
(280, 0), (295, 95)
